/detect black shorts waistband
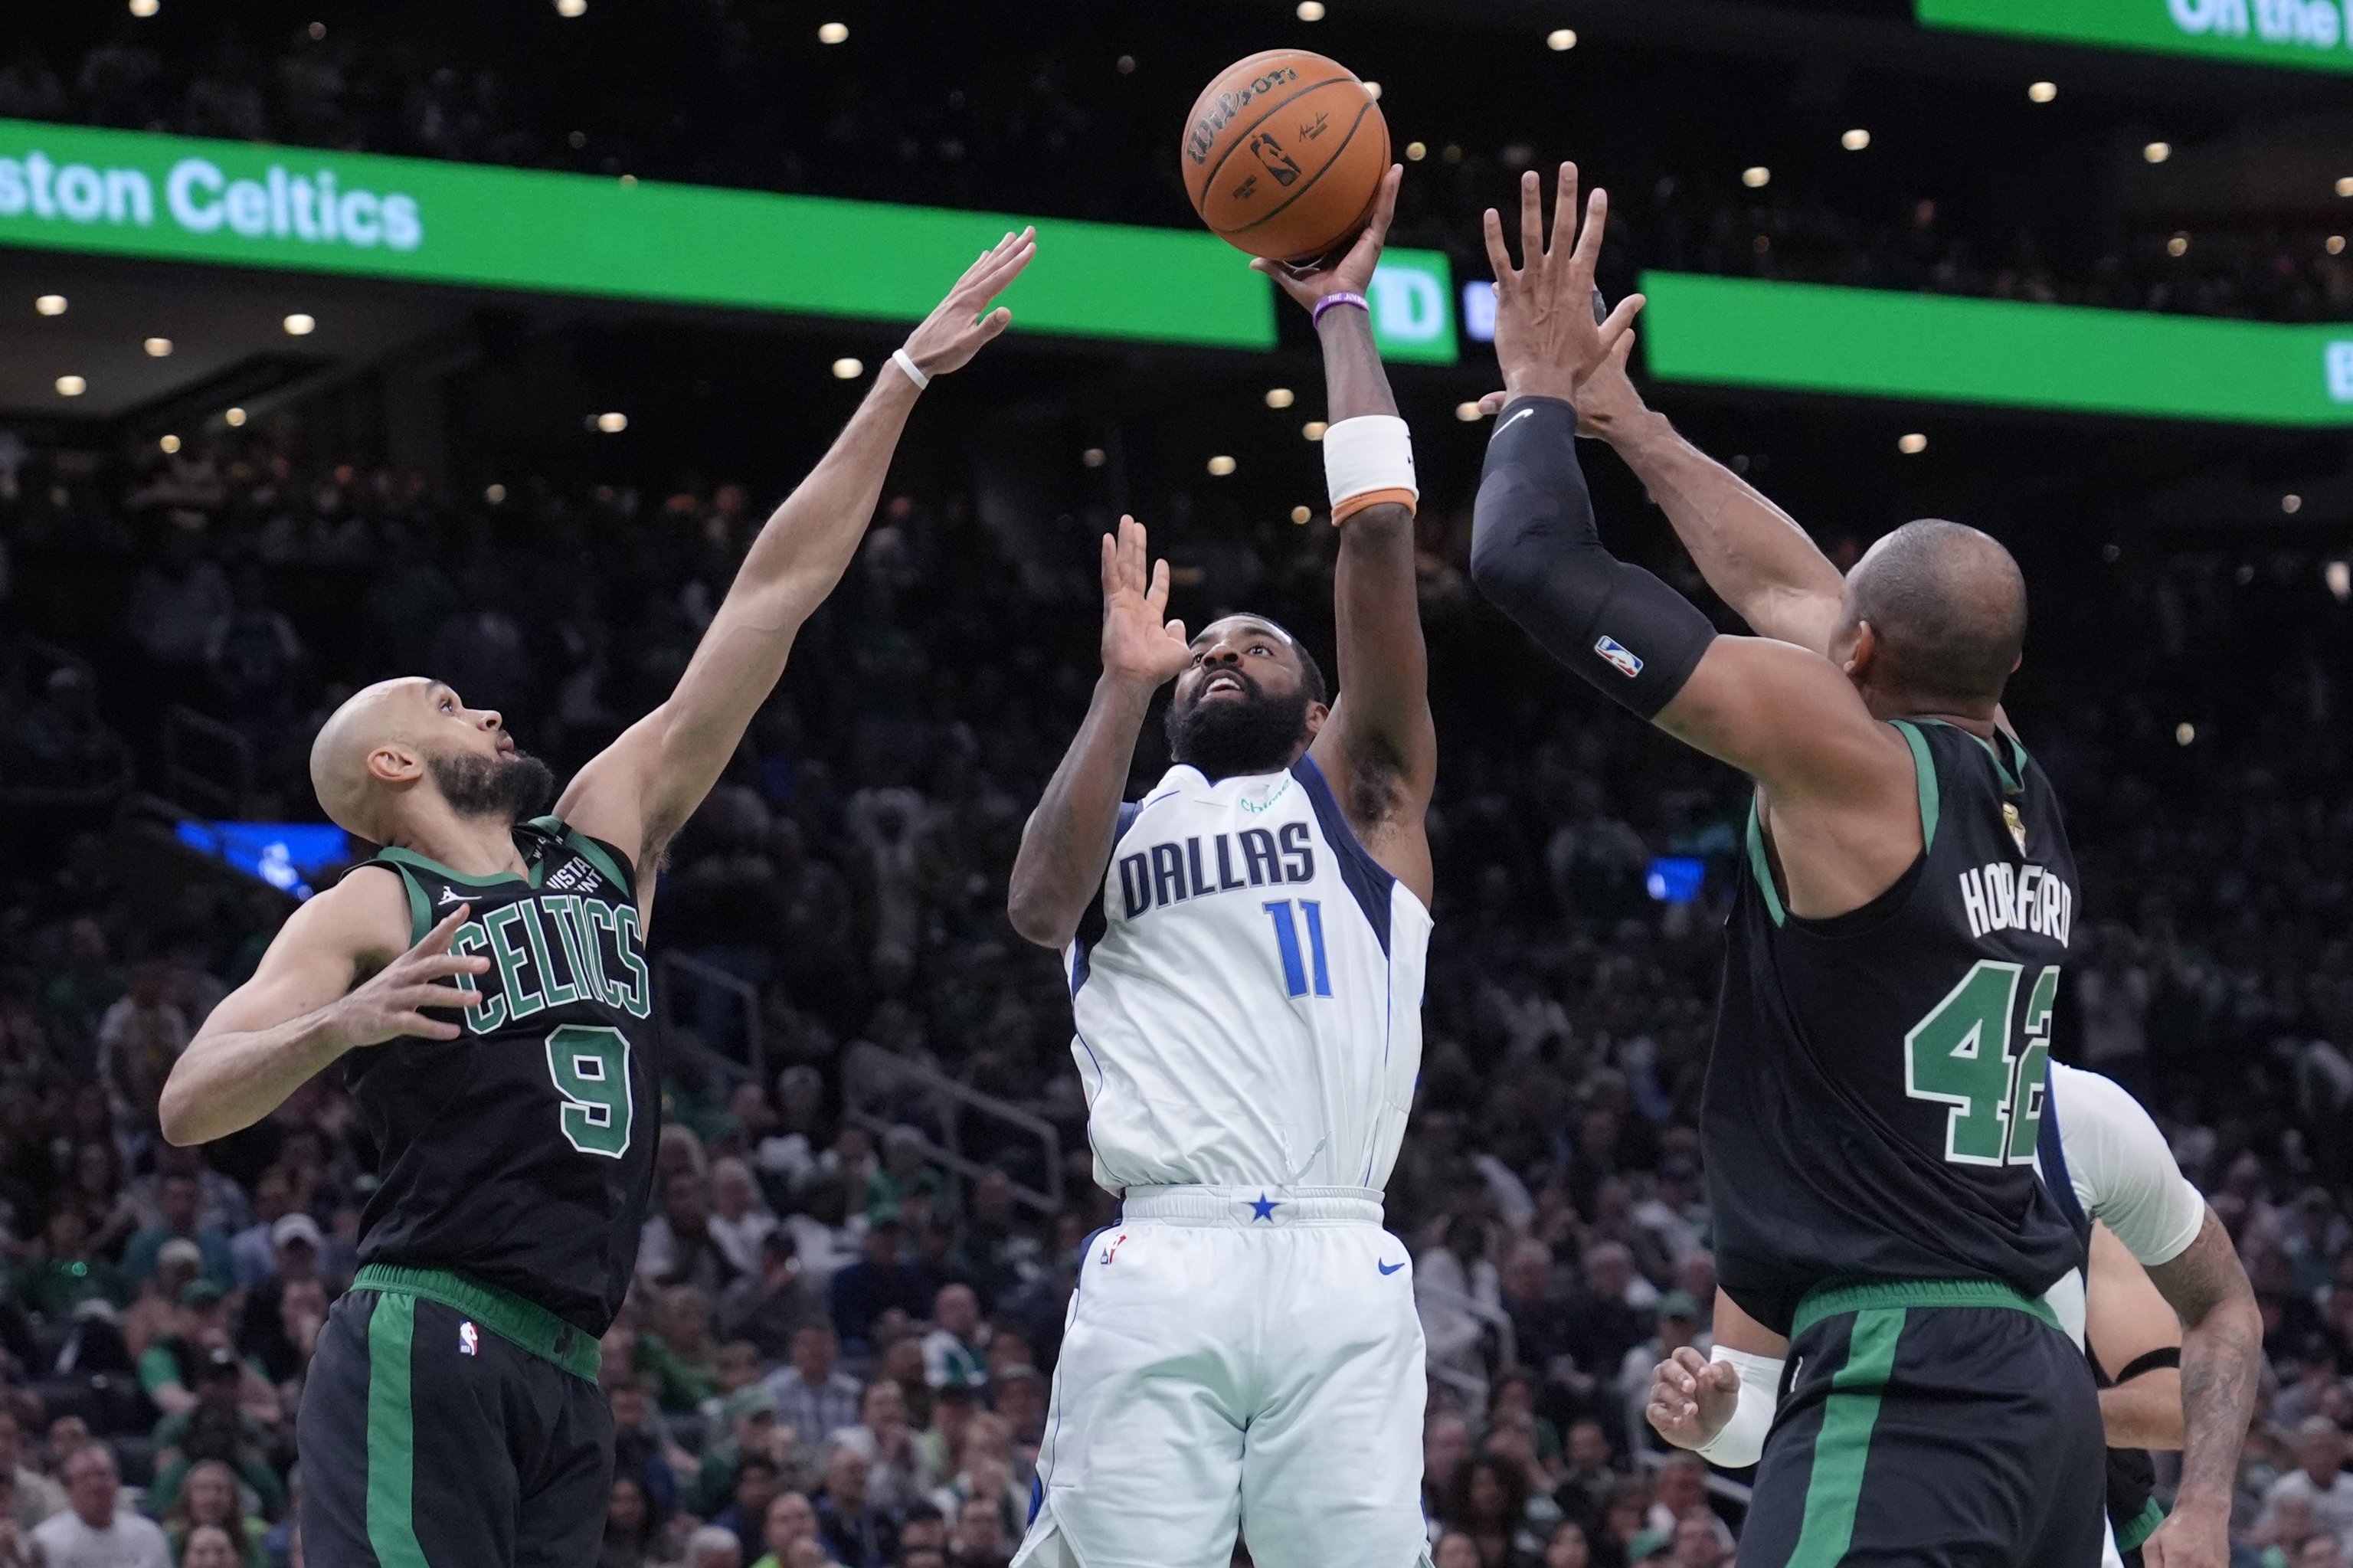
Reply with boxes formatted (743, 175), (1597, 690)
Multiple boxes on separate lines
(1791, 1277), (2063, 1341)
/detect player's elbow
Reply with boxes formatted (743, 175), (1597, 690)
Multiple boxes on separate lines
(156, 1066), (213, 1147)
(1006, 883), (1078, 950)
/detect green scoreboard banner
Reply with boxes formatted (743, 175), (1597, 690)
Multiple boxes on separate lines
(1917, 0), (2353, 72)
(1639, 271), (2353, 426)
(0, 117), (1276, 350)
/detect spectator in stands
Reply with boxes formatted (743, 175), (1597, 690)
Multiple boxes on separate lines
(1563, 1245), (1648, 1393)
(1669, 1511), (1730, 1568)
(225, 1169), (295, 1288)
(811, 1438), (897, 1568)
(710, 1157), (781, 1280)
(712, 1455), (786, 1565)
(0, 1412), (64, 1531)
(642, 1285), (725, 1409)
(129, 1145), (251, 1242)
(718, 1230), (824, 1360)
(641, 1170), (741, 1296)
(17, 1203), (126, 1318)
(121, 1240), (205, 1362)
(159, 1459), (265, 1568)
(145, 1350), (286, 1520)
(598, 1475), (677, 1568)
(830, 1215), (931, 1352)
(947, 1491), (1009, 1568)
(139, 1285), (268, 1421)
(64, 1141), (140, 1263)
(921, 1284), (987, 1390)
(1441, 1452), (1540, 1568)
(2261, 1419), (2353, 1555)
(987, 1367), (1046, 1473)
(1436, 1534), (1485, 1568)
(179, 1523), (240, 1568)
(1553, 1419), (1620, 1535)
(31, 1443), (170, 1568)
(120, 1174), (235, 1293)
(748, 1491), (820, 1568)
(235, 1213), (326, 1383)
(682, 1522), (745, 1568)
(1544, 1520), (1592, 1568)
(833, 1380), (924, 1516)
(767, 1324), (864, 1449)
(1, 667), (132, 801)
(695, 1386), (793, 1520)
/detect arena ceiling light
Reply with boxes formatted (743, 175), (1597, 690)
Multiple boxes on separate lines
(144, 336), (172, 357)
(2337, 176), (2353, 197)
(486, 484), (508, 503)
(2143, 142), (2171, 163)
(1404, 142), (1426, 162)
(224, 407), (247, 425)
(2028, 80), (2058, 103)
(128, 0), (158, 13)
(1081, 447), (1107, 468)
(54, 375), (86, 396)
(1296, 2), (1326, 18)
(1290, 506), (1313, 524)
(283, 313), (316, 336)
(1841, 129), (1870, 152)
(2175, 723), (2195, 746)
(817, 21), (848, 44)
(594, 411), (627, 433)
(1742, 166), (1771, 188)
(830, 356), (863, 379)
(555, 0), (587, 15)
(159, 434), (181, 453)
(1546, 29), (1578, 51)
(2168, 234), (2189, 256)
(2328, 561), (2351, 601)
(1302, 421), (1327, 441)
(2331, 236), (2347, 255)
(34, 294), (65, 316)
(1265, 387), (1294, 408)
(2282, 493), (2302, 513)
(1897, 432), (1927, 453)
(1206, 454), (1237, 476)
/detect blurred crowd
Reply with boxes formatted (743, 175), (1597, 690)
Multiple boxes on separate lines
(0, 391), (2351, 1568)
(3, 6), (2351, 328)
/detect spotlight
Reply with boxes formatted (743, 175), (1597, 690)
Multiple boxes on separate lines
(1082, 447), (1108, 468)
(2328, 561), (2350, 601)
(486, 483), (509, 504)
(1296, 1), (1325, 17)
(1742, 166), (1770, 188)
(1302, 421), (1327, 441)
(35, 294), (65, 316)
(2175, 722), (2195, 746)
(2330, 236), (2346, 255)
(555, 0), (586, 15)
(2167, 234), (2188, 257)
(1546, 28), (1577, 50)
(1841, 129), (1870, 152)
(831, 357), (864, 380)
(817, 21), (848, 43)
(1206, 455), (1237, 476)
(1265, 388), (1294, 409)
(225, 407), (247, 426)
(2027, 80), (2057, 103)
(2143, 142), (2171, 164)
(1898, 432), (1927, 454)
(283, 313), (316, 336)
(1405, 141), (1426, 161)
(1291, 506), (1313, 524)
(595, 411), (628, 433)
(159, 435), (181, 453)
(1117, 56), (1135, 74)
(144, 337), (172, 358)
(54, 375), (86, 397)
(2283, 494), (2303, 514)
(128, 0), (159, 14)
(2337, 176), (2352, 198)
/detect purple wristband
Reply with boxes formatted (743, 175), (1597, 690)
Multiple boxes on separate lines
(1312, 291), (1370, 326)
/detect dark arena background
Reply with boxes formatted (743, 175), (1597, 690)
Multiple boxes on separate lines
(2, 2), (2352, 1566)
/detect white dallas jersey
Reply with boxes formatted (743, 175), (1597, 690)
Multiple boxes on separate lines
(2032, 1059), (2207, 1350)
(1063, 756), (1432, 1195)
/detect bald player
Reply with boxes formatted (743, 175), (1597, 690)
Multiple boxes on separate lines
(1464, 165), (2256, 1568)
(158, 230), (1035, 1568)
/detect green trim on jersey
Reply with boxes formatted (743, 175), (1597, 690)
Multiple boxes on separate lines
(1792, 1275), (2063, 1340)
(364, 1291), (427, 1568)
(355, 1263), (601, 1381)
(527, 814), (635, 899)
(386, 864), (431, 947)
(375, 843), (547, 889)
(1746, 802), (1788, 928)
(1887, 720), (1942, 850)
(1788, 1305), (1903, 1568)
(2116, 1495), (2167, 1552)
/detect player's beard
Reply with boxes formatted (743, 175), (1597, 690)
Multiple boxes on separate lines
(427, 748), (556, 824)
(1164, 670), (1311, 781)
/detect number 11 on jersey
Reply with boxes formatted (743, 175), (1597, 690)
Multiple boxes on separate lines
(1904, 961), (2060, 1167)
(1262, 899), (1332, 999)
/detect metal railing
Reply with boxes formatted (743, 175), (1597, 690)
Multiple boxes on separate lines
(839, 1041), (1064, 1217)
(159, 705), (250, 817)
(653, 950), (764, 1088)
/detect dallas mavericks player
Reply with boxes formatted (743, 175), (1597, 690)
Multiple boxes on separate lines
(1005, 167), (1438, 1568)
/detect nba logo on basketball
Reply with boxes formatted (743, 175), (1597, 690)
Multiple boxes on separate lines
(458, 1321), (479, 1357)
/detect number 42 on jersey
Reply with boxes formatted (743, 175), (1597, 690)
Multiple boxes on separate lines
(1906, 961), (2060, 1167)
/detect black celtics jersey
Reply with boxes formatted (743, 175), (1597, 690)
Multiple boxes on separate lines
(1706, 719), (2086, 1335)
(347, 815), (659, 1337)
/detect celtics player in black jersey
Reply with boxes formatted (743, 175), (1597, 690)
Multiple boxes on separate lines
(157, 229), (1036, 1568)
(1467, 165), (2260, 1568)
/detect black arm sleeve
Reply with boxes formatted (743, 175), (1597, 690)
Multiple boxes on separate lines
(1468, 395), (1716, 720)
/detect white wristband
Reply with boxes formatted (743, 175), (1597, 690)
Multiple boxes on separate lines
(1321, 414), (1418, 522)
(1693, 1347), (1785, 1469)
(891, 348), (929, 391)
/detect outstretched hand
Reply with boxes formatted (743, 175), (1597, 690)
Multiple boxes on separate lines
(333, 905), (487, 1047)
(1644, 1345), (1741, 1452)
(1251, 164), (1403, 311)
(1482, 162), (1644, 406)
(1099, 516), (1190, 692)
(901, 226), (1039, 378)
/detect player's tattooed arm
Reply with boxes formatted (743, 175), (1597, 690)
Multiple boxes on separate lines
(160, 881), (487, 1147)
(1007, 516), (1191, 949)
(2140, 1206), (2262, 1568)
(1257, 165), (1437, 903)
(558, 230), (1037, 895)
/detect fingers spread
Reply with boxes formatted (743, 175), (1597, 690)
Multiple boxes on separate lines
(1596, 292), (1647, 353)
(1147, 557), (1171, 613)
(1553, 163), (1582, 265)
(1519, 169), (1546, 274)
(1572, 185), (1610, 276)
(1481, 208), (1514, 283)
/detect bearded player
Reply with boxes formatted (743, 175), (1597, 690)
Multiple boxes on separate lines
(1465, 165), (2257, 1568)
(157, 231), (1035, 1568)
(1004, 166), (1436, 1568)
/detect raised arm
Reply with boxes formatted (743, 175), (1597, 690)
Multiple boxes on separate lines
(1574, 339), (1846, 655)
(1006, 517), (1192, 949)
(160, 878), (486, 1146)
(1466, 166), (1919, 918)
(558, 230), (1038, 886)
(1254, 166), (1436, 903)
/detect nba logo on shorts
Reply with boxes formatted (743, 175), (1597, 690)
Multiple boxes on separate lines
(1593, 636), (1644, 678)
(458, 1321), (479, 1357)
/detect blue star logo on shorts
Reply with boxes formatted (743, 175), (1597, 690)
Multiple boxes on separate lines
(1248, 1193), (1281, 1222)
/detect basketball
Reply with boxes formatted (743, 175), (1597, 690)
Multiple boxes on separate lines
(1180, 49), (1390, 263)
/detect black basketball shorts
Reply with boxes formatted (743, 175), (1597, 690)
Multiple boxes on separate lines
(1736, 1279), (2106, 1568)
(298, 1265), (613, 1568)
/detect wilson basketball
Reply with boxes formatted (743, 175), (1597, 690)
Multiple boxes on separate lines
(1180, 50), (1390, 263)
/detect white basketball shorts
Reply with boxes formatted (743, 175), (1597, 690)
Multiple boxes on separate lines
(1011, 1184), (1434, 1568)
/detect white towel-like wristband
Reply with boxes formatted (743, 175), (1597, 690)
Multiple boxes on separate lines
(1694, 1347), (1785, 1469)
(891, 348), (929, 391)
(1322, 414), (1418, 522)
